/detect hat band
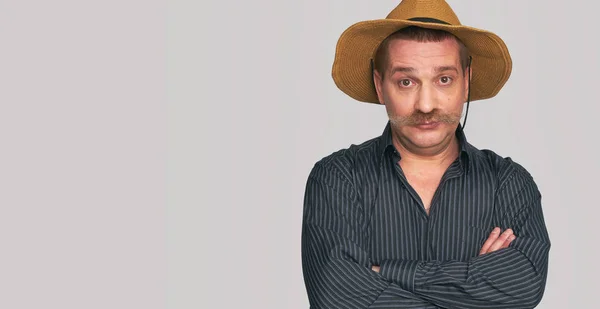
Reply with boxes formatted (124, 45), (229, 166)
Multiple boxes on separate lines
(407, 17), (450, 25)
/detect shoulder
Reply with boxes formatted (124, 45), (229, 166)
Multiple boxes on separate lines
(467, 143), (538, 194)
(308, 135), (381, 189)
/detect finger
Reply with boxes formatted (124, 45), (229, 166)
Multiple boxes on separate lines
(488, 229), (513, 253)
(501, 234), (516, 249)
(479, 227), (501, 255)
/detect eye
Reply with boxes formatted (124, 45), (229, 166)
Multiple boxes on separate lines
(439, 76), (453, 85)
(399, 79), (413, 87)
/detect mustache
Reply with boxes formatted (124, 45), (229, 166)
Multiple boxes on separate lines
(389, 110), (462, 126)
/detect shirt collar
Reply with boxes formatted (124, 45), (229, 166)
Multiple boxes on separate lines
(378, 121), (472, 173)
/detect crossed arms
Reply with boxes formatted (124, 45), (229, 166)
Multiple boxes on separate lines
(301, 162), (551, 309)
(371, 226), (516, 274)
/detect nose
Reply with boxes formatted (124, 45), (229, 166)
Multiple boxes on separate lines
(414, 83), (438, 114)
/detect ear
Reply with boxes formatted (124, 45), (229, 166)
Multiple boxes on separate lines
(373, 69), (385, 105)
(463, 66), (472, 102)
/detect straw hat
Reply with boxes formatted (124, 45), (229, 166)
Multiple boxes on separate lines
(332, 0), (512, 104)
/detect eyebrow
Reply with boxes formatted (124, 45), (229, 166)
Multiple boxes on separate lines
(389, 66), (415, 75)
(435, 66), (459, 74)
(389, 65), (459, 76)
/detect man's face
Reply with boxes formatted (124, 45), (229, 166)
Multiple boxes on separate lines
(374, 37), (469, 154)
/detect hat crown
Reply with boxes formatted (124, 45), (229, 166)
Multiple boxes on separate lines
(386, 0), (461, 25)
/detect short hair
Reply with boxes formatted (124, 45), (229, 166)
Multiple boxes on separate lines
(373, 26), (470, 79)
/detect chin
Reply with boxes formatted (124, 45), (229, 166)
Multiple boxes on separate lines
(403, 128), (450, 149)
(410, 137), (445, 149)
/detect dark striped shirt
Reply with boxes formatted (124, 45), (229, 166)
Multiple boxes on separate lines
(301, 122), (551, 308)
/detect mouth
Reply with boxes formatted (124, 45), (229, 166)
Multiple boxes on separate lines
(413, 121), (441, 129)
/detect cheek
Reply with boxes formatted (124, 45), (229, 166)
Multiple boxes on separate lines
(445, 98), (465, 116)
(441, 86), (467, 108)
(383, 85), (415, 115)
(385, 101), (414, 119)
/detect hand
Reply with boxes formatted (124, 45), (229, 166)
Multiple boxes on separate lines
(479, 227), (516, 255)
(371, 228), (515, 272)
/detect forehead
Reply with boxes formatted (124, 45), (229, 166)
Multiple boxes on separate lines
(385, 37), (461, 69)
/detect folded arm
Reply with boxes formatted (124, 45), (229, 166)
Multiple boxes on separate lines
(378, 167), (551, 308)
(302, 163), (438, 308)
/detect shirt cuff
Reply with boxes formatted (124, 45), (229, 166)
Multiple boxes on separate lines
(379, 259), (420, 292)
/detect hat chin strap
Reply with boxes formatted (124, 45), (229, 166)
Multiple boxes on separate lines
(461, 56), (473, 129)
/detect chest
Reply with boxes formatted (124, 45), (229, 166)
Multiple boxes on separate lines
(368, 170), (498, 263)
(403, 171), (443, 212)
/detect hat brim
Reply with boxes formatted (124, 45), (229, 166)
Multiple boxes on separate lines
(332, 20), (512, 104)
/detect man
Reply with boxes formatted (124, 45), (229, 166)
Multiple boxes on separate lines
(301, 0), (551, 308)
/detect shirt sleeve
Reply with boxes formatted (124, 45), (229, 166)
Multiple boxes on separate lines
(302, 162), (439, 308)
(378, 165), (551, 309)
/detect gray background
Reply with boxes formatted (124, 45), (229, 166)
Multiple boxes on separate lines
(0, 0), (165, 308)
(0, 0), (595, 308)
(173, 0), (598, 308)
